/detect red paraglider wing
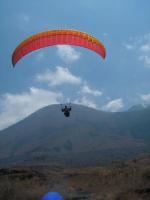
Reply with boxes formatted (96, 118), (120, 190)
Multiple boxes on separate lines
(12, 29), (106, 66)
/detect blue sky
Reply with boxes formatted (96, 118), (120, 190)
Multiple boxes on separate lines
(1, 0), (150, 130)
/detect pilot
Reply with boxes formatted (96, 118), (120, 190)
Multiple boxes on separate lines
(61, 105), (72, 117)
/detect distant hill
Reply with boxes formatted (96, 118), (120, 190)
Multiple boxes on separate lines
(0, 104), (149, 166)
(127, 104), (148, 111)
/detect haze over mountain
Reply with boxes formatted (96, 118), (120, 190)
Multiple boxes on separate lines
(0, 104), (149, 166)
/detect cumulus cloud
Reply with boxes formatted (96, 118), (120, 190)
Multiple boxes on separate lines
(102, 98), (124, 112)
(57, 45), (81, 63)
(0, 87), (63, 130)
(80, 83), (103, 97)
(123, 32), (150, 68)
(140, 44), (150, 52)
(139, 55), (150, 68)
(139, 41), (150, 68)
(37, 66), (82, 86)
(74, 97), (98, 109)
(140, 93), (150, 104)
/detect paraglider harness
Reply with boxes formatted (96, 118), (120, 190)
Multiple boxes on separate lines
(61, 103), (72, 117)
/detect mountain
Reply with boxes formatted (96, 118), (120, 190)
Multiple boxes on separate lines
(0, 104), (149, 166)
(127, 104), (148, 111)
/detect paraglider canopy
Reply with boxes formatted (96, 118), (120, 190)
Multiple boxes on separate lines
(12, 29), (106, 66)
(41, 192), (64, 200)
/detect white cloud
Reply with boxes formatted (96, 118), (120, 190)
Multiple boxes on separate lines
(140, 44), (150, 52)
(139, 43), (150, 68)
(123, 43), (135, 50)
(0, 87), (63, 130)
(37, 66), (82, 86)
(124, 33), (150, 68)
(80, 83), (103, 97)
(74, 97), (98, 109)
(140, 93), (150, 104)
(57, 45), (81, 63)
(138, 55), (150, 68)
(102, 98), (124, 112)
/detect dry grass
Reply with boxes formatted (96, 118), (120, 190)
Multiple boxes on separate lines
(0, 156), (149, 200)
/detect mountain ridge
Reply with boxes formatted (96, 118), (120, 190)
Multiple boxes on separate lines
(0, 104), (149, 166)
